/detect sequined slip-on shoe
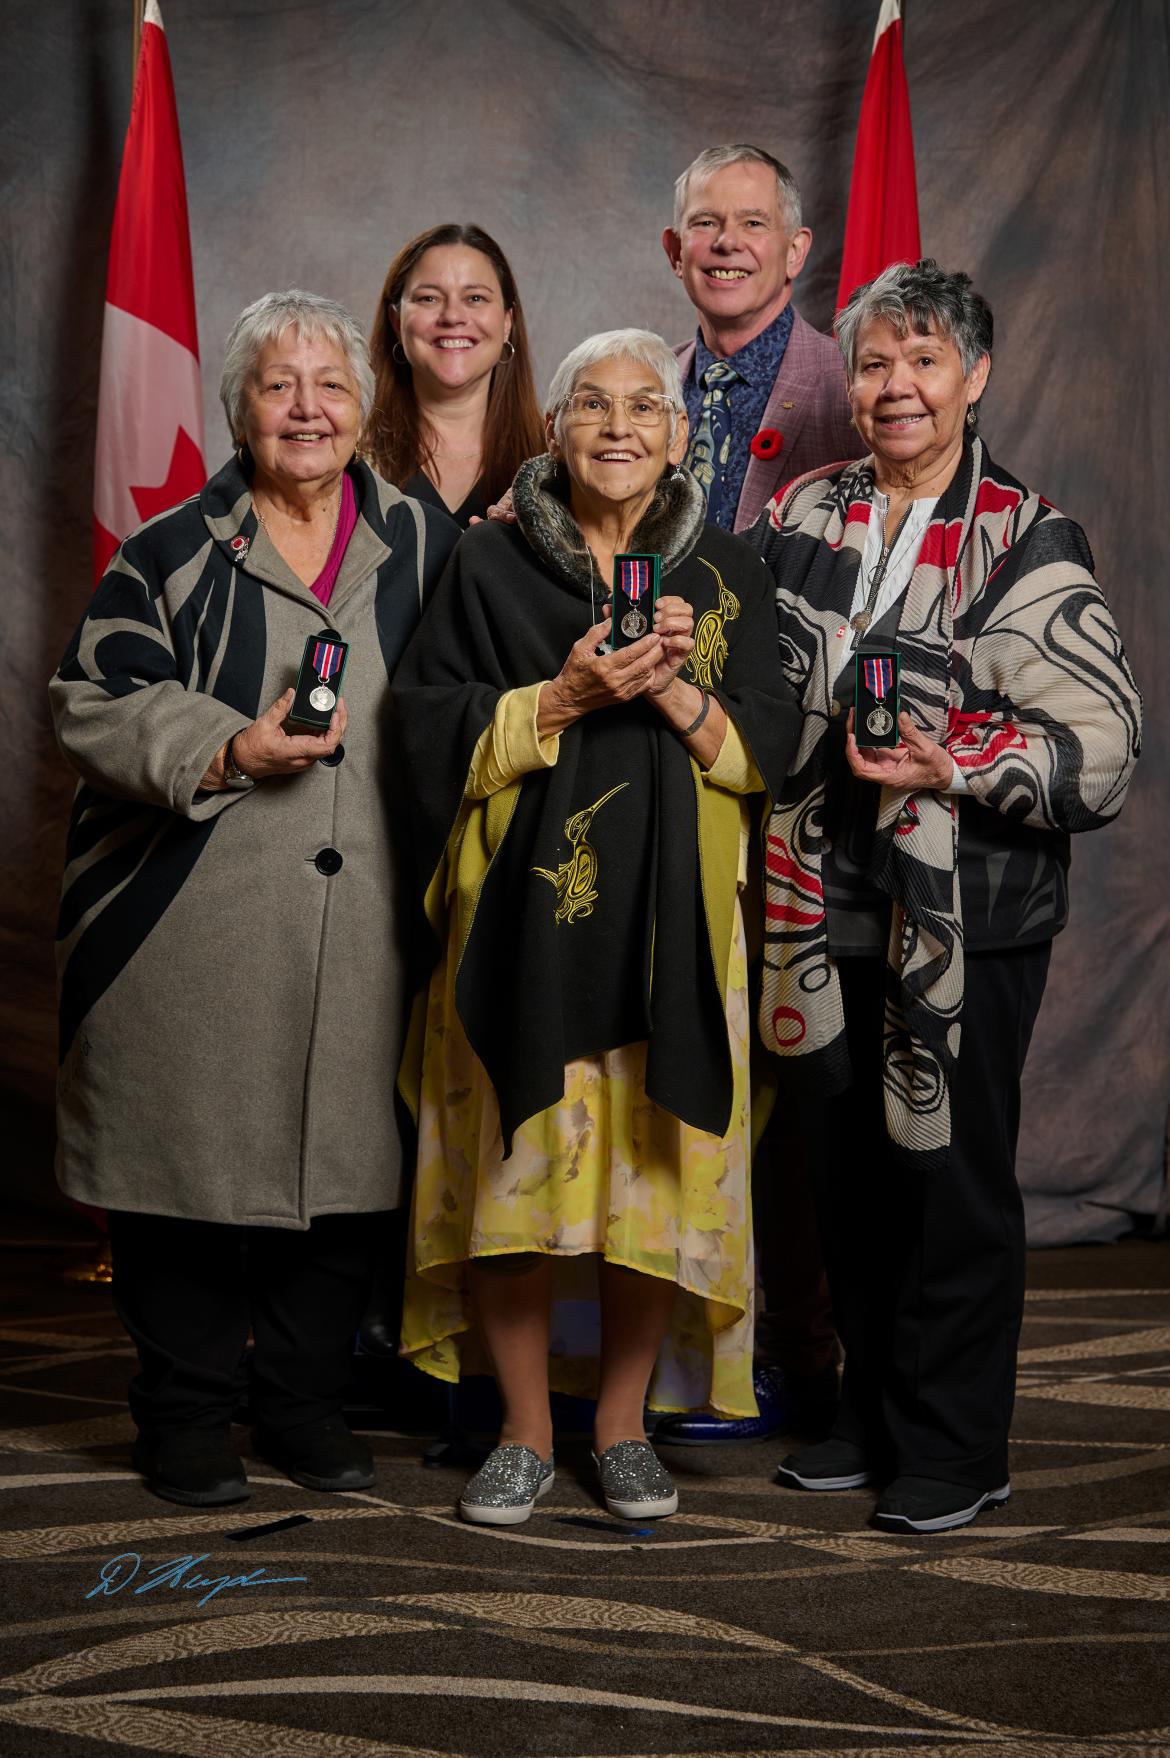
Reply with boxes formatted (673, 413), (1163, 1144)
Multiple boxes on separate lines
(458, 1443), (555, 1526)
(593, 1439), (679, 1520)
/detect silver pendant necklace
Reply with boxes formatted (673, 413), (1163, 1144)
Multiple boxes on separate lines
(850, 505), (913, 635)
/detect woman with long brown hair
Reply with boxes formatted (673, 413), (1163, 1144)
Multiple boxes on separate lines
(359, 226), (544, 1371)
(365, 223), (543, 528)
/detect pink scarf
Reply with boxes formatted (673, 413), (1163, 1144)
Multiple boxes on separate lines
(311, 473), (357, 607)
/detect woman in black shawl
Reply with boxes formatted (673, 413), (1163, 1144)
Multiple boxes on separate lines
(393, 329), (799, 1525)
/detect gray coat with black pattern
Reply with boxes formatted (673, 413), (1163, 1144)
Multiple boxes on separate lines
(50, 455), (459, 1227)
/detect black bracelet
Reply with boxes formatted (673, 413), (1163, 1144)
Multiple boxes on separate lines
(681, 689), (711, 738)
(223, 734), (248, 785)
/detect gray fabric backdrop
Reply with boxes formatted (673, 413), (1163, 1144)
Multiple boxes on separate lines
(2, 0), (1166, 1241)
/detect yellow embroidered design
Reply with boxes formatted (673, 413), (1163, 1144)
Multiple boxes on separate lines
(687, 559), (740, 688)
(532, 783), (629, 924)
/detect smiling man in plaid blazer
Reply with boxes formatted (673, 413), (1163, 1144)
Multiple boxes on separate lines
(665, 143), (864, 533)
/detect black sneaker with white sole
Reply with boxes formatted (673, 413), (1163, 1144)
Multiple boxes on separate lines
(775, 1437), (874, 1491)
(873, 1475), (1011, 1533)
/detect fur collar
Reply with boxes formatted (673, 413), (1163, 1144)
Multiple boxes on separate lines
(512, 453), (707, 599)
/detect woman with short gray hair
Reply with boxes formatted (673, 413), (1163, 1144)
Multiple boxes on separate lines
(392, 328), (800, 1526)
(50, 288), (460, 1508)
(753, 260), (1141, 1534)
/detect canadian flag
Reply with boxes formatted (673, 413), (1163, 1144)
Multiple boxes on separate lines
(93, 0), (205, 583)
(836, 0), (922, 311)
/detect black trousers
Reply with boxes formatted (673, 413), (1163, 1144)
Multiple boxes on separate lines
(107, 1210), (381, 1437)
(753, 1106), (838, 1379)
(805, 943), (1051, 1488)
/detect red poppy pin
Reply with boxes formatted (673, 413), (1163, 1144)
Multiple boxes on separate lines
(751, 428), (784, 460)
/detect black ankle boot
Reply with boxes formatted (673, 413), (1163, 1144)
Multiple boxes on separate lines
(252, 1416), (375, 1491)
(132, 1428), (250, 1506)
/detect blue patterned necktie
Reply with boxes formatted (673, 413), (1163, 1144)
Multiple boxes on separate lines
(686, 359), (740, 528)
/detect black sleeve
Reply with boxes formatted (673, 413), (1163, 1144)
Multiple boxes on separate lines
(711, 547), (803, 797)
(391, 533), (514, 904)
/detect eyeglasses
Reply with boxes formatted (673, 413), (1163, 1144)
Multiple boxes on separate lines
(561, 390), (675, 428)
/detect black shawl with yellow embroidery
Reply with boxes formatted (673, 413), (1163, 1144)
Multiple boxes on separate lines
(392, 457), (800, 1148)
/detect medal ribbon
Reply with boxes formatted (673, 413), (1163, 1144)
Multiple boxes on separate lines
(619, 559), (650, 604)
(862, 656), (894, 702)
(313, 641), (342, 683)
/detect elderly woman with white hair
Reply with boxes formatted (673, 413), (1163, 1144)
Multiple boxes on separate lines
(50, 289), (460, 1508)
(391, 328), (800, 1524)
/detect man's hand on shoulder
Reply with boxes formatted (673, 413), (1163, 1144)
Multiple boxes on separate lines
(482, 488), (516, 524)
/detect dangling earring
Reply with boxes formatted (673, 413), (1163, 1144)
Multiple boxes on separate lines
(965, 405), (978, 430)
(671, 465), (686, 483)
(499, 339), (516, 362)
(392, 341), (408, 365)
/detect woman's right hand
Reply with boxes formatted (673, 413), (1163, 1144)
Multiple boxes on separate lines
(205, 688), (348, 788)
(537, 618), (662, 736)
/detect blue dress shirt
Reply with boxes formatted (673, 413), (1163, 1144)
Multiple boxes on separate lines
(682, 304), (795, 529)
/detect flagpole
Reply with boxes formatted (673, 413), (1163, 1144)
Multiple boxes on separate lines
(131, 0), (145, 74)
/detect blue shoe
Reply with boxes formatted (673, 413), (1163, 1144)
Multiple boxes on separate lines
(653, 1363), (838, 1447)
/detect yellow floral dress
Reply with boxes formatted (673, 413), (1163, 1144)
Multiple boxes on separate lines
(398, 689), (760, 1418)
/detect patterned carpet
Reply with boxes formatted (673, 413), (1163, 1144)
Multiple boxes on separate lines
(0, 1214), (1167, 1758)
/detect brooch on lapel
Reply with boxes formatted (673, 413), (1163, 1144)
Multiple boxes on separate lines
(751, 428), (784, 460)
(229, 535), (250, 564)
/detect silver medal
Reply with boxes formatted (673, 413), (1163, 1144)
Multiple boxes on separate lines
(621, 609), (648, 639)
(309, 686), (336, 712)
(866, 704), (894, 738)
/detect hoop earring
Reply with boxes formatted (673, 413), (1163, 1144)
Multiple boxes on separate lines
(498, 339), (516, 362)
(392, 341), (408, 365)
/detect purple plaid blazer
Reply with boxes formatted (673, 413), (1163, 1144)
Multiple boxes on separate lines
(675, 309), (865, 535)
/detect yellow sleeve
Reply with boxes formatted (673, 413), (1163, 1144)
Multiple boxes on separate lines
(703, 715), (766, 796)
(465, 682), (560, 800)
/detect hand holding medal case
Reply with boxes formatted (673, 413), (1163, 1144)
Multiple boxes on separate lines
(610, 552), (661, 649)
(288, 630), (349, 730)
(855, 650), (900, 748)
